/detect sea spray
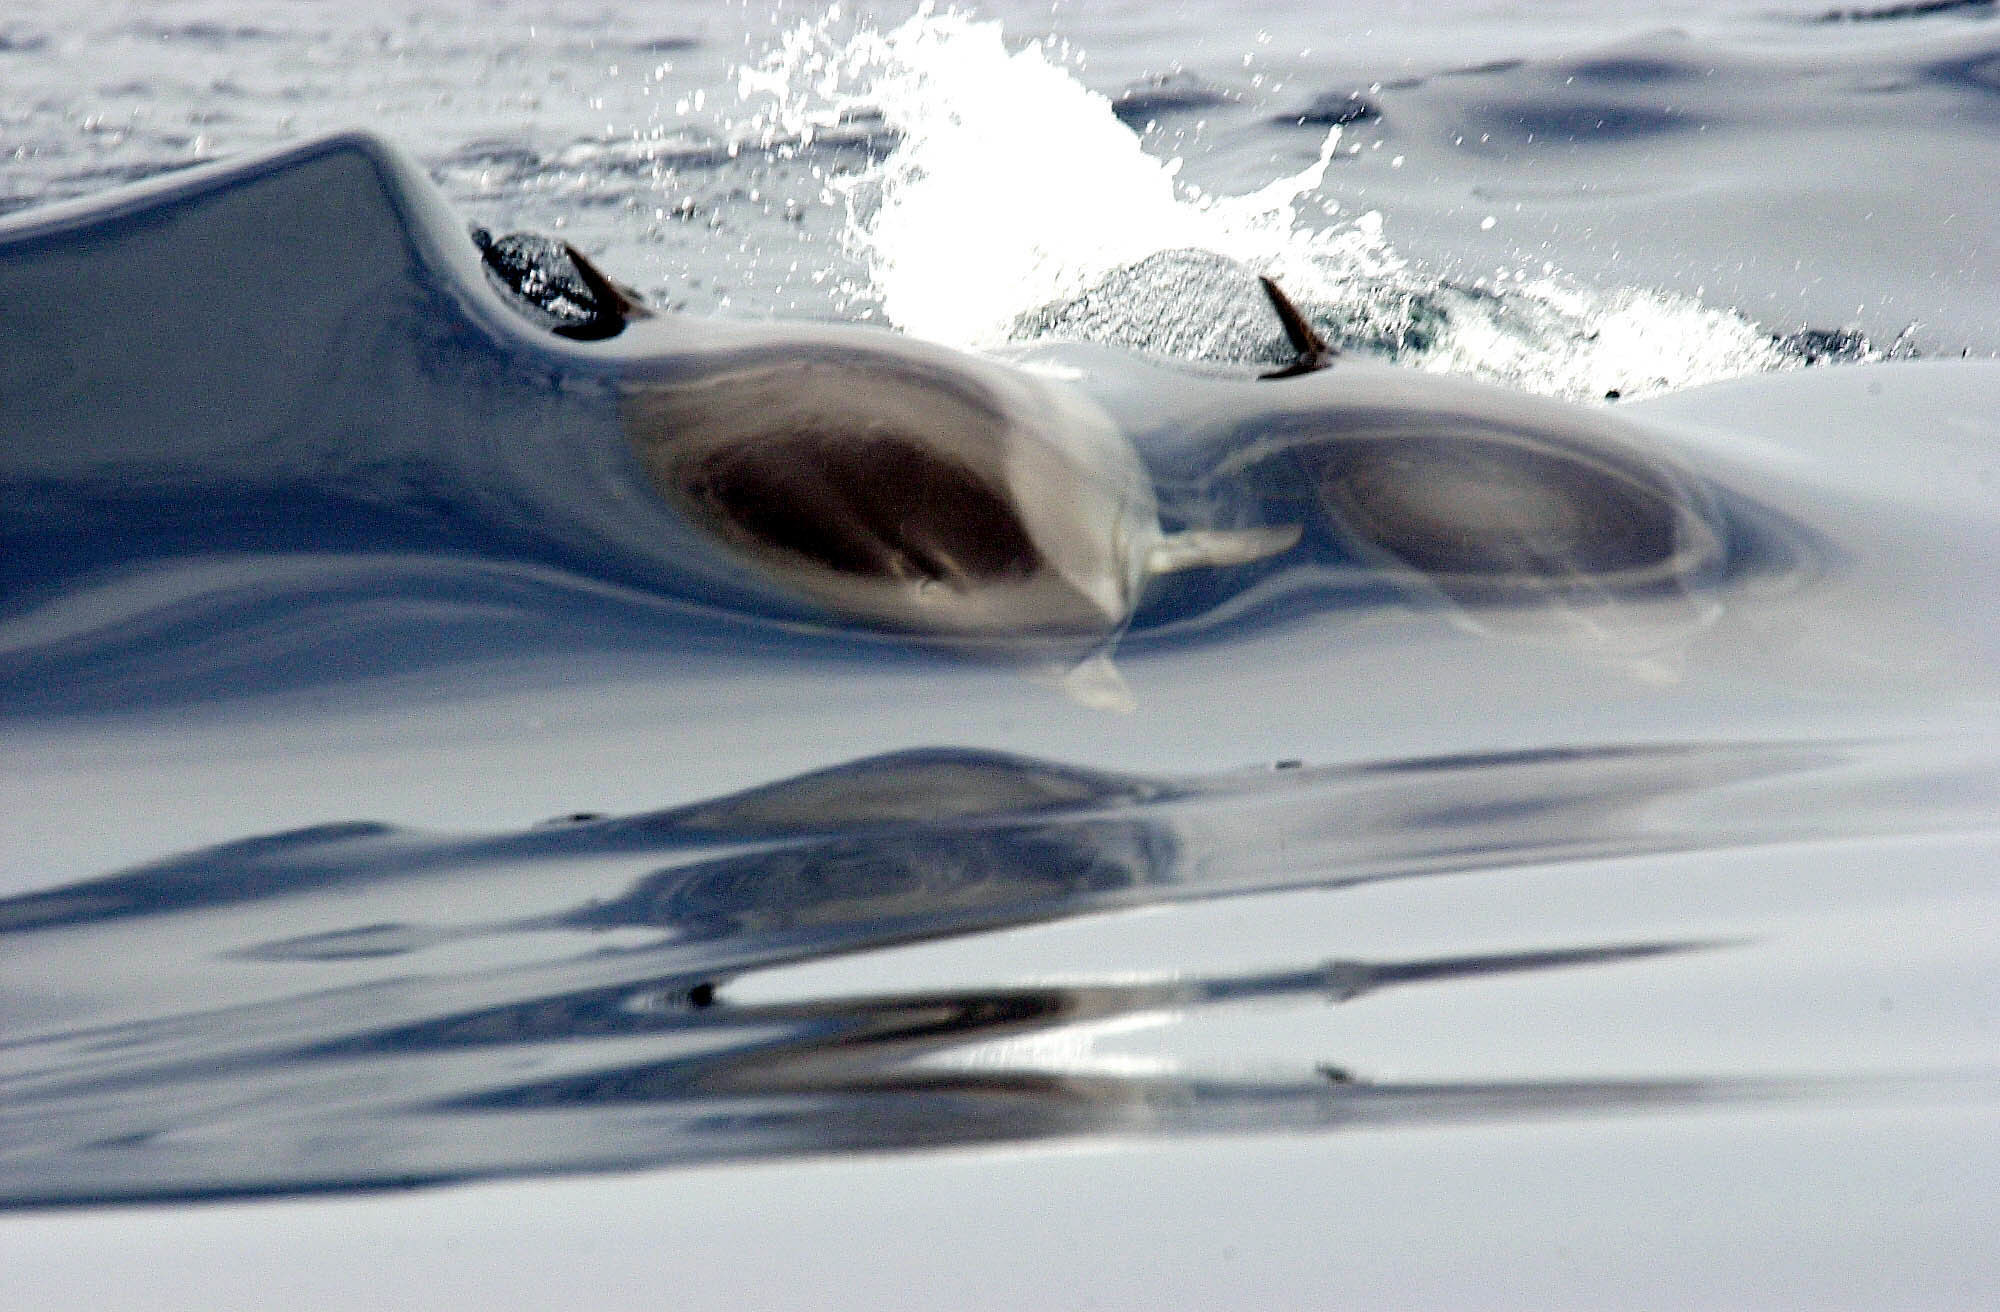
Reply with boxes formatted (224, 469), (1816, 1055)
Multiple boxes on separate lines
(732, 5), (1862, 400)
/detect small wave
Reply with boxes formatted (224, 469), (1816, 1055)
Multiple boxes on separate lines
(121, 19), (279, 46)
(1810, 0), (1996, 23)
(1111, 71), (1241, 125)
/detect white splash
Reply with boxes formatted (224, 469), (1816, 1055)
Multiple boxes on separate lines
(1413, 278), (1795, 400)
(737, 5), (1803, 402)
(738, 8), (1379, 339)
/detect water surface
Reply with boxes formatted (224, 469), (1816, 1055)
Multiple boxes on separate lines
(0, 8), (1995, 1297)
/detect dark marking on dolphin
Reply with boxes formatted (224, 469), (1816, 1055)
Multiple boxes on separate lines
(686, 429), (1044, 585)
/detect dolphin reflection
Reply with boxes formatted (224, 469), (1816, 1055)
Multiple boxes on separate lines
(6, 737), (1989, 950)
(6, 737), (1989, 1206)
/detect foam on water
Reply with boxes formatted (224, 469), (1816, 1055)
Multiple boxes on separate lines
(733, 5), (1866, 400)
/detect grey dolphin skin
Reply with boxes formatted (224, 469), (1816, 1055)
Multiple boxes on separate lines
(0, 131), (1742, 707)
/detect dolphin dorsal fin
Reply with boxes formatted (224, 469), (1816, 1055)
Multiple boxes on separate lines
(1257, 275), (1336, 379)
(1146, 524), (1302, 576)
(555, 242), (657, 340)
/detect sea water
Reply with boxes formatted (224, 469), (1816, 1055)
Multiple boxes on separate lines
(0, 0), (1996, 1280)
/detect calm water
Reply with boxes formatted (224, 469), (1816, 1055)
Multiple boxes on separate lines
(1, 0), (1997, 1239)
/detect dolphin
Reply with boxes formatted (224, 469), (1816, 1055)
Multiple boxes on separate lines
(619, 319), (1297, 647)
(0, 130), (1750, 713)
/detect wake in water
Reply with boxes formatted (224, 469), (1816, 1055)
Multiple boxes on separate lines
(732, 7), (1910, 399)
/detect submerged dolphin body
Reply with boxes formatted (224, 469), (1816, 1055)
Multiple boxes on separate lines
(0, 131), (1751, 712)
(619, 319), (1297, 646)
